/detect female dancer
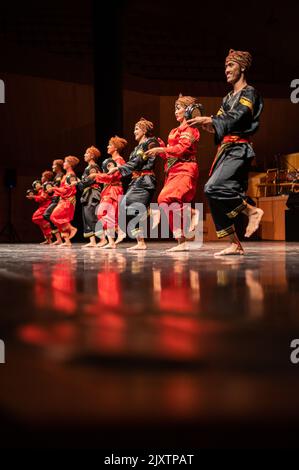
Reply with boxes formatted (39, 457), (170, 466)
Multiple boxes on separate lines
(109, 118), (160, 250)
(50, 156), (80, 247)
(80, 146), (102, 247)
(27, 170), (54, 244)
(43, 159), (65, 245)
(107, 135), (127, 166)
(88, 158), (124, 249)
(145, 95), (200, 251)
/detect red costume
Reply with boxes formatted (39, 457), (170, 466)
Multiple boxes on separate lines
(32, 189), (52, 239)
(50, 172), (77, 236)
(113, 155), (126, 167)
(157, 124), (200, 238)
(108, 135), (128, 168)
(94, 172), (123, 236)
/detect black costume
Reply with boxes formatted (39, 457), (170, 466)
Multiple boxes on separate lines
(204, 85), (263, 238)
(78, 164), (101, 238)
(118, 137), (159, 238)
(43, 171), (64, 234)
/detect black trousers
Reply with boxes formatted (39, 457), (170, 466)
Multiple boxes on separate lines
(43, 201), (58, 232)
(119, 177), (155, 238)
(82, 204), (99, 238)
(204, 144), (253, 238)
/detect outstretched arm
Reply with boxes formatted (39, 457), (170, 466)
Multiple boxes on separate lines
(146, 127), (199, 159)
(32, 193), (49, 203)
(93, 172), (121, 183)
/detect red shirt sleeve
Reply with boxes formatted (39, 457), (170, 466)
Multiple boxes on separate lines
(95, 172), (121, 184)
(115, 156), (126, 166)
(33, 191), (49, 203)
(53, 185), (76, 197)
(53, 186), (66, 197)
(166, 126), (200, 158)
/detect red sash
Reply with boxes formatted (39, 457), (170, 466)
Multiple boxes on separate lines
(132, 170), (154, 179)
(209, 135), (250, 176)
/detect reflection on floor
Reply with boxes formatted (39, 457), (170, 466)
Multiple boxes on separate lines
(0, 242), (299, 448)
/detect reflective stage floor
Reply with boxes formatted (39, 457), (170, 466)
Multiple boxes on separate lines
(1, 241), (299, 448)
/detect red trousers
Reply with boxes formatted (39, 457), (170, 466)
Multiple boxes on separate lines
(96, 198), (118, 236)
(50, 200), (75, 235)
(32, 206), (52, 239)
(158, 173), (197, 238)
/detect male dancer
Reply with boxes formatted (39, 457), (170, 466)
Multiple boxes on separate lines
(188, 49), (264, 255)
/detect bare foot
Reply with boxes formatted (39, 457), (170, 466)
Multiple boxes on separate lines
(245, 208), (264, 238)
(69, 227), (77, 240)
(96, 239), (108, 248)
(127, 244), (147, 251)
(101, 243), (116, 249)
(166, 242), (189, 252)
(115, 232), (126, 245)
(40, 239), (51, 245)
(214, 243), (244, 256)
(52, 240), (62, 246)
(190, 208), (200, 232)
(151, 209), (161, 229)
(82, 241), (97, 249)
(59, 242), (72, 248)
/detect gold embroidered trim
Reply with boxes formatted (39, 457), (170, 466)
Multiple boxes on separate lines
(181, 132), (195, 142)
(83, 231), (94, 238)
(216, 225), (235, 238)
(227, 201), (247, 219)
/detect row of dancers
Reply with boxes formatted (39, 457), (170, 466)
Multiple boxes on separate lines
(27, 49), (264, 255)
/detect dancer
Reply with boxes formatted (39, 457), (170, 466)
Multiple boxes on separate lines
(108, 118), (160, 250)
(27, 171), (54, 244)
(187, 49), (264, 255)
(88, 158), (124, 249)
(50, 156), (80, 247)
(145, 95), (200, 252)
(107, 135), (127, 167)
(43, 159), (65, 245)
(79, 164), (101, 247)
(80, 146), (101, 247)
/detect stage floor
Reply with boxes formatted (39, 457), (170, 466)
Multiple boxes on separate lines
(1, 241), (299, 448)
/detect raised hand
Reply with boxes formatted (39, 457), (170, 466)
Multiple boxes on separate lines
(202, 123), (215, 133)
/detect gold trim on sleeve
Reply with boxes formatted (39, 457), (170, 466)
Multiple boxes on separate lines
(239, 97), (253, 112)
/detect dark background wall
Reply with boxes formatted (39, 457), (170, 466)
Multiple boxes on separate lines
(1, 0), (299, 241)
